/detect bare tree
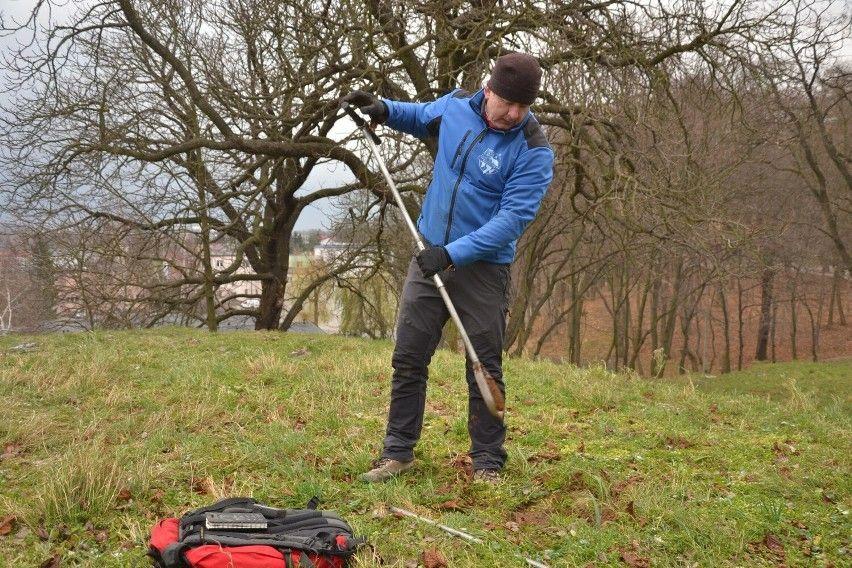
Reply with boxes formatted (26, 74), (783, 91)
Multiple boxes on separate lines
(1, 0), (792, 332)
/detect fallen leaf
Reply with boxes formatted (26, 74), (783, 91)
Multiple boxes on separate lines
(566, 471), (587, 491)
(0, 516), (15, 536)
(449, 454), (473, 478)
(664, 435), (694, 449)
(39, 555), (60, 568)
(150, 488), (164, 503)
(191, 477), (212, 495)
(117, 488), (132, 502)
(422, 547), (447, 568)
(763, 533), (785, 555)
(512, 509), (549, 527)
(749, 533), (786, 562)
(36, 526), (49, 540)
(619, 548), (650, 568)
(505, 521), (520, 532)
(610, 473), (644, 497)
(1, 444), (21, 459)
(436, 500), (464, 512)
(772, 441), (800, 458)
(12, 525), (30, 543)
(626, 501), (636, 518)
(527, 449), (561, 464)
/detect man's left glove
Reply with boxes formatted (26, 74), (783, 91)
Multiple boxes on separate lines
(416, 246), (452, 278)
(340, 90), (388, 124)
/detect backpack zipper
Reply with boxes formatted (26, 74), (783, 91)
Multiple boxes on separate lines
(444, 128), (488, 245)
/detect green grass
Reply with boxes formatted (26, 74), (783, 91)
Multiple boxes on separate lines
(0, 328), (849, 567)
(667, 359), (851, 413)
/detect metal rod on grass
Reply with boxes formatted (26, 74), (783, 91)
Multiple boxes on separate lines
(389, 506), (550, 568)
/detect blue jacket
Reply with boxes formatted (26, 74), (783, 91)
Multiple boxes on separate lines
(382, 89), (554, 266)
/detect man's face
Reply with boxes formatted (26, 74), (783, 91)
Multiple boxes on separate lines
(483, 86), (530, 130)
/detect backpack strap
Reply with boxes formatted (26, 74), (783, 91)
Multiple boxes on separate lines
(160, 542), (189, 568)
(179, 532), (323, 550)
(299, 551), (317, 567)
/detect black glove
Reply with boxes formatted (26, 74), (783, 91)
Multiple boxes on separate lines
(416, 246), (452, 278)
(340, 90), (388, 124)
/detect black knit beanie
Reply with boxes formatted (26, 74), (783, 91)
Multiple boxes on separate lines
(487, 52), (542, 105)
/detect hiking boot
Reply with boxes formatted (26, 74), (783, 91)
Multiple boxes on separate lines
(359, 458), (414, 483)
(473, 469), (501, 485)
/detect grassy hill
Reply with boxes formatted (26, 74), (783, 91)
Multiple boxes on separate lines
(0, 329), (849, 567)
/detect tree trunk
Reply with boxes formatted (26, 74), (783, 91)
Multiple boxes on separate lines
(312, 289), (319, 325)
(621, 269), (631, 368)
(790, 271), (798, 360)
(718, 283), (731, 374)
(197, 186), (218, 332)
(812, 267), (828, 361)
(770, 302), (778, 363)
(701, 293), (711, 374)
(568, 272), (583, 365)
(803, 301), (819, 362)
(737, 278), (745, 371)
(258, 275), (284, 329)
(755, 267), (775, 361)
(827, 266), (845, 326)
(655, 261), (684, 377)
(678, 294), (701, 374)
(628, 277), (651, 370)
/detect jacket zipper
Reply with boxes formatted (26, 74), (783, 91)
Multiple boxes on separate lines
(449, 130), (471, 170)
(444, 128), (487, 245)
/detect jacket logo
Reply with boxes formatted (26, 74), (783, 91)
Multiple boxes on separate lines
(478, 148), (500, 175)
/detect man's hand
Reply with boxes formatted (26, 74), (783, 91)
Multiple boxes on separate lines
(340, 90), (388, 124)
(416, 246), (452, 278)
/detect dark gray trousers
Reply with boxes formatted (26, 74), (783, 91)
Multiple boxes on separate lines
(381, 257), (510, 470)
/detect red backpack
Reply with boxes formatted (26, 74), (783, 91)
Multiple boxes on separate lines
(148, 497), (363, 568)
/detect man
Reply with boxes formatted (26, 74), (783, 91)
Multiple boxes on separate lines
(343, 52), (554, 484)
